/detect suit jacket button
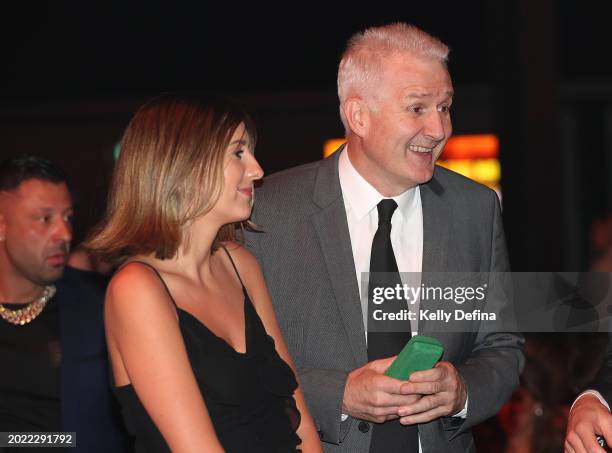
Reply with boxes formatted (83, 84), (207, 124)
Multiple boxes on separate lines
(358, 421), (370, 433)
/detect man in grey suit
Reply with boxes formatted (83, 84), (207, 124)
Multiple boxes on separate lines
(247, 23), (524, 452)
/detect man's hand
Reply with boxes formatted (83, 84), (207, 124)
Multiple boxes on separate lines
(342, 357), (420, 423)
(565, 393), (612, 453)
(396, 361), (467, 425)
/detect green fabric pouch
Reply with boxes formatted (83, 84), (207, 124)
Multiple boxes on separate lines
(384, 335), (444, 380)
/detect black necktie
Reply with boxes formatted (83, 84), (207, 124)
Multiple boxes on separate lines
(367, 199), (418, 453)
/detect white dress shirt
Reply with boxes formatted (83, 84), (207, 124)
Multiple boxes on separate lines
(338, 147), (423, 336)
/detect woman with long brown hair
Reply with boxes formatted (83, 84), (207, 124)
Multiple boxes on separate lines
(86, 93), (322, 452)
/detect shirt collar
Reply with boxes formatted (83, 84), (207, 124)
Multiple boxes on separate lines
(338, 146), (419, 221)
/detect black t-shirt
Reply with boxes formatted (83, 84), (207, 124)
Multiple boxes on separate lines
(0, 293), (62, 432)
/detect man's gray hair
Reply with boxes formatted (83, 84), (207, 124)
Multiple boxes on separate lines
(337, 23), (450, 134)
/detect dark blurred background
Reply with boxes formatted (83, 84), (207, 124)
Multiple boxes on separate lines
(1, 1), (611, 272)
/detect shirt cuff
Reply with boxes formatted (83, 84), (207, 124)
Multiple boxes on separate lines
(341, 413), (349, 422)
(571, 390), (611, 412)
(452, 394), (469, 418)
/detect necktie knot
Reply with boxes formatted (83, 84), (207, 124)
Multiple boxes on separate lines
(377, 199), (398, 226)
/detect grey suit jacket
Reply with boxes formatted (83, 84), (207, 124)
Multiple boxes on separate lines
(246, 149), (524, 453)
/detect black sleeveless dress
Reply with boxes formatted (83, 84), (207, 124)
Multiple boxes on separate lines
(113, 256), (301, 453)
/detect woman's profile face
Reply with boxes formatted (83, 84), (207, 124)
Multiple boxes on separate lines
(210, 123), (263, 224)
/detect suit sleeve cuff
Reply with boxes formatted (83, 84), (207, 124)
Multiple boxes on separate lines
(452, 394), (469, 418)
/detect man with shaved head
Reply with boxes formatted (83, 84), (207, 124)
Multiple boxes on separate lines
(0, 156), (128, 452)
(248, 23), (523, 452)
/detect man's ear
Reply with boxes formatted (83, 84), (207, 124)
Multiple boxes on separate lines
(342, 97), (370, 138)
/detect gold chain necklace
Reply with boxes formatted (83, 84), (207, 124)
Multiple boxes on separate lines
(0, 285), (56, 326)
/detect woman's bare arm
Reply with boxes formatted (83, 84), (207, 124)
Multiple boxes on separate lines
(106, 263), (225, 453)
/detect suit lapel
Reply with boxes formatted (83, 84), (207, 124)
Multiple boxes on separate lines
(420, 173), (453, 274)
(311, 150), (368, 364)
(419, 171), (453, 333)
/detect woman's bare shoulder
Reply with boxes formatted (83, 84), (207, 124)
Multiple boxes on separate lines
(220, 241), (259, 269)
(106, 261), (174, 316)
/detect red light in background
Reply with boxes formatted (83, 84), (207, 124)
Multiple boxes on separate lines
(441, 134), (499, 160)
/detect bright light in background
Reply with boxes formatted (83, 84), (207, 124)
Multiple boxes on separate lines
(324, 138), (347, 158)
(438, 134), (500, 197)
(323, 134), (501, 198)
(440, 134), (498, 159)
